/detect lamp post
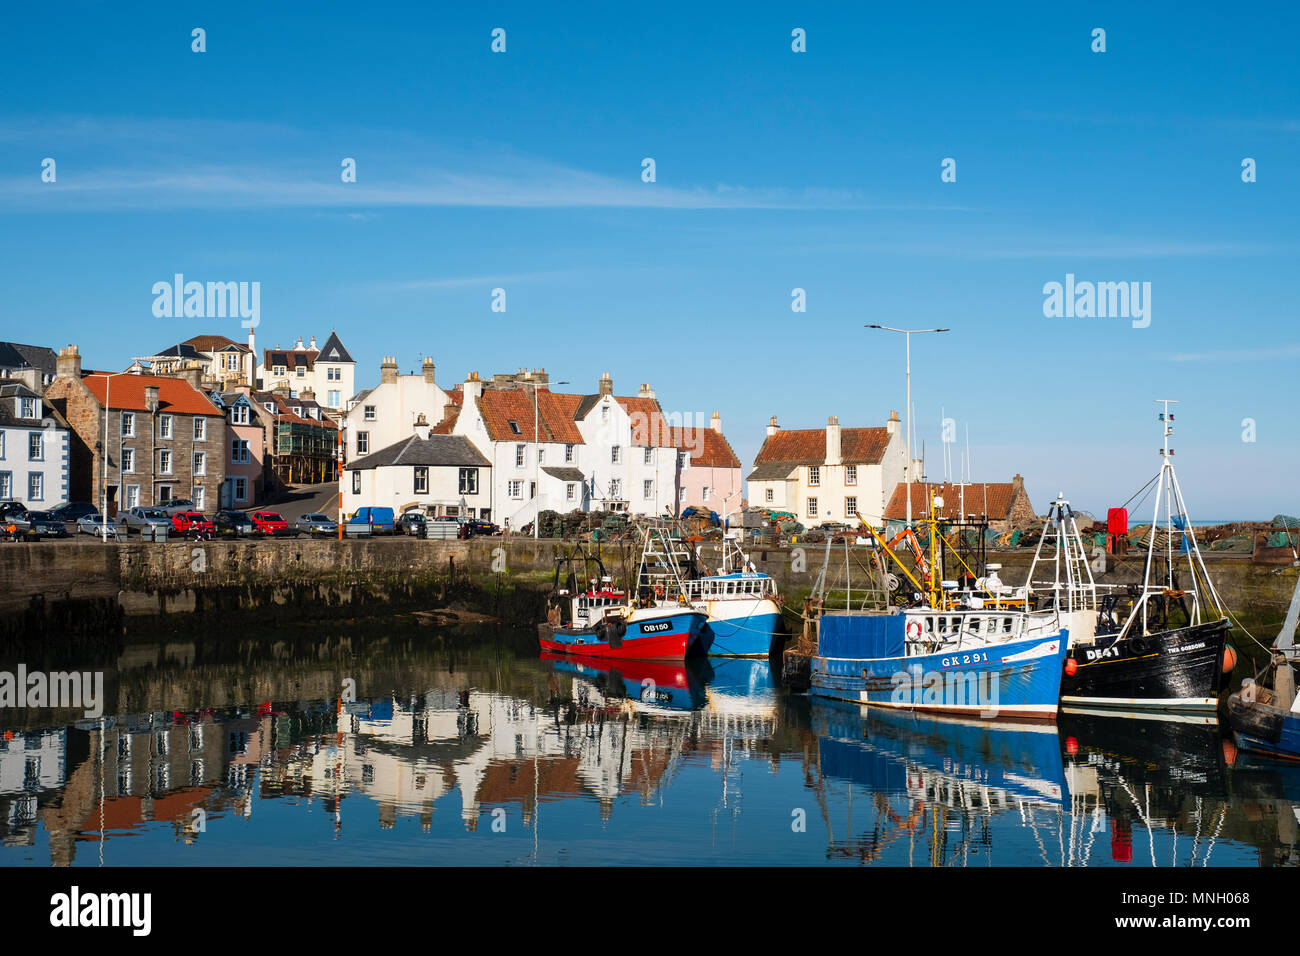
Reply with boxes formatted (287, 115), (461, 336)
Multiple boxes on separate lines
(864, 325), (948, 528)
(87, 371), (130, 542)
(532, 378), (569, 539)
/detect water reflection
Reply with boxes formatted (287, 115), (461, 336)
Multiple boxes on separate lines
(1, 629), (1299, 865)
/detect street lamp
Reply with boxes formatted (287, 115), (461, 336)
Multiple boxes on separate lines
(533, 378), (569, 539)
(86, 371), (131, 542)
(865, 325), (949, 528)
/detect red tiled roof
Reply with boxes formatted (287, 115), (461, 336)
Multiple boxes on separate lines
(81, 371), (222, 416)
(883, 481), (1022, 521)
(262, 349), (317, 370)
(477, 388), (585, 444)
(431, 405), (460, 434)
(184, 334), (248, 353)
(615, 396), (675, 447)
(670, 426), (741, 468)
(252, 391), (338, 429)
(754, 426), (891, 465)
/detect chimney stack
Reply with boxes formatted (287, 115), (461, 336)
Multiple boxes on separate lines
(414, 412), (430, 441)
(144, 385), (160, 413)
(766, 415), (779, 438)
(463, 371), (482, 402)
(886, 409), (901, 435)
(710, 410), (721, 433)
(309, 335), (317, 350)
(638, 383), (655, 399)
(826, 415), (842, 466)
(598, 372), (613, 397)
(380, 356), (398, 385)
(295, 336), (304, 350)
(56, 345), (82, 380)
(422, 356), (436, 385)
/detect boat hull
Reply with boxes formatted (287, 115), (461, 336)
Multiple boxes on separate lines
(811, 629), (1069, 723)
(538, 608), (707, 661)
(1060, 619), (1230, 713)
(1226, 692), (1300, 761)
(699, 600), (782, 658)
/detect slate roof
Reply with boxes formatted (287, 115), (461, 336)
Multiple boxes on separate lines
(346, 434), (490, 471)
(0, 342), (58, 378)
(0, 379), (62, 428)
(145, 343), (205, 361)
(542, 466), (585, 482)
(263, 349), (317, 371)
(317, 331), (354, 364)
(746, 461), (797, 481)
(753, 426), (892, 466)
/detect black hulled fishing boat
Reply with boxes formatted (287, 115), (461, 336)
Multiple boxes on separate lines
(1054, 401), (1233, 713)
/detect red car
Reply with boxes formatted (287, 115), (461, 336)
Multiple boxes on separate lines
(171, 511), (215, 536)
(248, 511), (289, 535)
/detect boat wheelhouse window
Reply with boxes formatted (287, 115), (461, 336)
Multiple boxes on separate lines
(968, 618), (981, 634)
(1003, 618), (1013, 633)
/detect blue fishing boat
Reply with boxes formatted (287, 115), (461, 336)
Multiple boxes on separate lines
(809, 491), (1080, 722)
(682, 571), (783, 658)
(1227, 568), (1300, 760)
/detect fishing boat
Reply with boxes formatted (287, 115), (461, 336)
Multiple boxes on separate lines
(808, 491), (1076, 722)
(679, 536), (783, 658)
(1226, 563), (1300, 760)
(540, 652), (712, 712)
(538, 534), (708, 660)
(1053, 402), (1233, 713)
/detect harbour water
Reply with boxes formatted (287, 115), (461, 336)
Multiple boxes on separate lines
(2, 618), (1297, 867)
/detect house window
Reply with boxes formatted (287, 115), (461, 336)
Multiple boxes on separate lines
(0, 433), (4, 458)
(19, 397), (35, 418)
(193, 451), (206, 476)
(611, 445), (620, 464)
(28, 473), (42, 501)
(515, 444), (525, 467)
(122, 448), (135, 473)
(231, 439), (250, 464)
(0, 472), (9, 498)
(351, 471), (361, 494)
(363, 405), (375, 421)
(231, 405), (248, 425)
(845, 496), (857, 517)
(643, 479), (653, 499)
(565, 444), (574, 463)
(193, 418), (206, 441)
(703, 486), (711, 501)
(28, 432), (42, 460)
(508, 420), (521, 435)
(125, 485), (140, 509)
(845, 464), (857, 485)
(356, 432), (369, 455)
(808, 466), (820, 486)
(414, 466), (429, 494)
(765, 488), (773, 502)
(233, 477), (247, 502)
(644, 447), (653, 465)
(537, 448), (544, 465)
(296, 366), (306, 378)
(194, 487), (205, 511)
(566, 483), (575, 501)
(158, 485), (173, 503)
(601, 405), (609, 423)
(609, 478), (621, 499)
(458, 468), (478, 495)
(264, 403), (274, 413)
(328, 367), (341, 382)
(679, 487), (687, 502)
(121, 412), (135, 437)
(328, 390), (340, 408)
(158, 415), (173, 440)
(159, 449), (173, 474)
(273, 365), (286, 377)
(807, 497), (818, 518)
(508, 480), (523, 498)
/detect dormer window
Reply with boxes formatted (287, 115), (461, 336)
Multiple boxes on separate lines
(508, 420), (521, 434)
(19, 397), (35, 418)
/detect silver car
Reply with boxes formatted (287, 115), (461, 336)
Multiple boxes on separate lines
(295, 512), (337, 535)
(120, 506), (171, 533)
(76, 514), (125, 536)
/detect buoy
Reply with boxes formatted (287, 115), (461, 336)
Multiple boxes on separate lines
(1222, 644), (1237, 674)
(1064, 658), (1078, 677)
(1065, 736), (1079, 755)
(1222, 739), (1238, 766)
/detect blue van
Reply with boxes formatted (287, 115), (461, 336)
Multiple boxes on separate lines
(347, 506), (395, 536)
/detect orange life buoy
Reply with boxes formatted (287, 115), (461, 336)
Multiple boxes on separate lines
(906, 620), (923, 640)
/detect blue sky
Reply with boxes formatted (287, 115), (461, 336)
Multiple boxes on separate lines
(2, 1), (1296, 517)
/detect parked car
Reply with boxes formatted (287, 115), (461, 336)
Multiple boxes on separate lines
(249, 511), (290, 536)
(23, 511), (69, 538)
(214, 510), (258, 537)
(465, 519), (501, 537)
(46, 501), (100, 524)
(120, 506), (172, 533)
(76, 514), (125, 536)
(158, 498), (197, 517)
(0, 501), (29, 525)
(171, 512), (215, 538)
(296, 512), (337, 535)
(396, 511), (427, 535)
(347, 506), (395, 536)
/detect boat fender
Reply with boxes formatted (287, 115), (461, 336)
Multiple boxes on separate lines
(1130, 636), (1147, 655)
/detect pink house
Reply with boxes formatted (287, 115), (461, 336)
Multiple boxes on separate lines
(673, 411), (743, 515)
(210, 388), (267, 507)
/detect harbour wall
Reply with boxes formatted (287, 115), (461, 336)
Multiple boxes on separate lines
(0, 537), (1295, 648)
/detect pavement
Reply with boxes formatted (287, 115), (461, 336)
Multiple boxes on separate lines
(252, 482), (340, 523)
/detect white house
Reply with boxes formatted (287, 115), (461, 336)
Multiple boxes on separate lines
(746, 411), (906, 527)
(341, 355), (449, 462)
(344, 415), (491, 520)
(0, 379), (70, 508)
(258, 331), (356, 415)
